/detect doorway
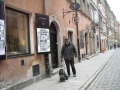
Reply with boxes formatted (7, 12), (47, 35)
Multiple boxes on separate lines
(68, 31), (73, 42)
(50, 22), (58, 69)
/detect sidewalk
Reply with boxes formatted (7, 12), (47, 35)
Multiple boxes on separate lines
(21, 49), (116, 90)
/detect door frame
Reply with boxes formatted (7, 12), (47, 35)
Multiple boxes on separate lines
(49, 15), (62, 68)
(50, 23), (58, 69)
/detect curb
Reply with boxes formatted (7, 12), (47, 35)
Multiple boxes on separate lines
(78, 50), (117, 90)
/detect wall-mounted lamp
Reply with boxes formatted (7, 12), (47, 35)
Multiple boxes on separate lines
(63, 1), (81, 62)
(86, 21), (99, 33)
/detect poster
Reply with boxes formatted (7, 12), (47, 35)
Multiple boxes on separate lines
(0, 19), (5, 55)
(37, 28), (50, 53)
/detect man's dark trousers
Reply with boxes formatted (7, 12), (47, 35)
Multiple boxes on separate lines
(65, 58), (76, 75)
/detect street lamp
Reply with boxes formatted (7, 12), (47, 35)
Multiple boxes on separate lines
(63, 1), (81, 62)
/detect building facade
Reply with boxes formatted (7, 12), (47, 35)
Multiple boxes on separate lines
(0, 0), (92, 89)
(0, 0), (119, 89)
(89, 0), (99, 54)
(104, 0), (111, 49)
(98, 0), (108, 51)
(0, 0), (46, 89)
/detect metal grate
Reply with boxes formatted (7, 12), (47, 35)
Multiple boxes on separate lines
(33, 64), (40, 77)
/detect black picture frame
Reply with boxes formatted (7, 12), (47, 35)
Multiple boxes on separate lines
(35, 13), (51, 54)
(0, 0), (6, 60)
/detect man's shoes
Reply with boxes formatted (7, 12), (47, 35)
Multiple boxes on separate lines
(73, 74), (76, 77)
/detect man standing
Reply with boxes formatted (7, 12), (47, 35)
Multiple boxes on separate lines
(61, 38), (77, 77)
(114, 43), (116, 49)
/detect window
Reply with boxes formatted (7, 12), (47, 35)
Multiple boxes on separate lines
(91, 8), (94, 20)
(109, 30), (112, 36)
(99, 16), (102, 28)
(87, 4), (90, 16)
(83, 0), (85, 13)
(6, 7), (30, 55)
(76, 0), (80, 4)
(80, 31), (84, 48)
(103, 23), (106, 32)
(111, 19), (114, 28)
(92, 0), (97, 5)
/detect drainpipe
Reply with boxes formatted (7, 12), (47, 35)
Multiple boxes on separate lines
(107, 24), (109, 50)
(99, 28), (101, 52)
(43, 0), (46, 14)
(75, 0), (81, 62)
(43, 0), (52, 77)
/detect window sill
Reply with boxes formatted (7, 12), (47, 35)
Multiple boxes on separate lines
(7, 53), (35, 59)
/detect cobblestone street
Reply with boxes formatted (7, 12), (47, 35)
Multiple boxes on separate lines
(19, 49), (116, 90)
(86, 49), (120, 90)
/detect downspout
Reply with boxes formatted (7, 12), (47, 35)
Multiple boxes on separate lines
(43, 0), (52, 77)
(43, 0), (46, 14)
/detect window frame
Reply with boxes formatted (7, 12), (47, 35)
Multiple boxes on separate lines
(6, 7), (31, 57)
(82, 0), (85, 13)
(91, 8), (94, 20)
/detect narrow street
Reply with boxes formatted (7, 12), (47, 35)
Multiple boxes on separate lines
(86, 49), (120, 90)
(1, 0), (120, 90)
(20, 49), (116, 90)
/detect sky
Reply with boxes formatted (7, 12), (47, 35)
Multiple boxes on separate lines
(107, 0), (120, 21)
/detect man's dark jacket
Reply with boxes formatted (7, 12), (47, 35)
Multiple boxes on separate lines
(61, 42), (77, 60)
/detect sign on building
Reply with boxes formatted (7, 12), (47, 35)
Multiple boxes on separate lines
(37, 28), (50, 53)
(0, 0), (6, 60)
(0, 20), (5, 55)
(36, 13), (50, 53)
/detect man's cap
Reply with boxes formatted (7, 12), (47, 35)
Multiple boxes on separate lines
(65, 38), (69, 42)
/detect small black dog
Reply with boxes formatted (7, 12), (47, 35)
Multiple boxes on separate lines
(59, 69), (68, 82)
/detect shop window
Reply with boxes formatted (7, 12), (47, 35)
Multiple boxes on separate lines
(6, 7), (30, 55)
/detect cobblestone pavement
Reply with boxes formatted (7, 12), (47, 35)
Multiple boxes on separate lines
(20, 49), (116, 90)
(86, 49), (120, 90)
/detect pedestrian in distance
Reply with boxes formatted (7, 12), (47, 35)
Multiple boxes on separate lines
(114, 43), (116, 49)
(61, 38), (77, 77)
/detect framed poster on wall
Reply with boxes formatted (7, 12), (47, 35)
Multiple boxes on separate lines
(0, 19), (6, 60)
(37, 28), (50, 53)
(36, 13), (50, 53)
(0, 0), (6, 60)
